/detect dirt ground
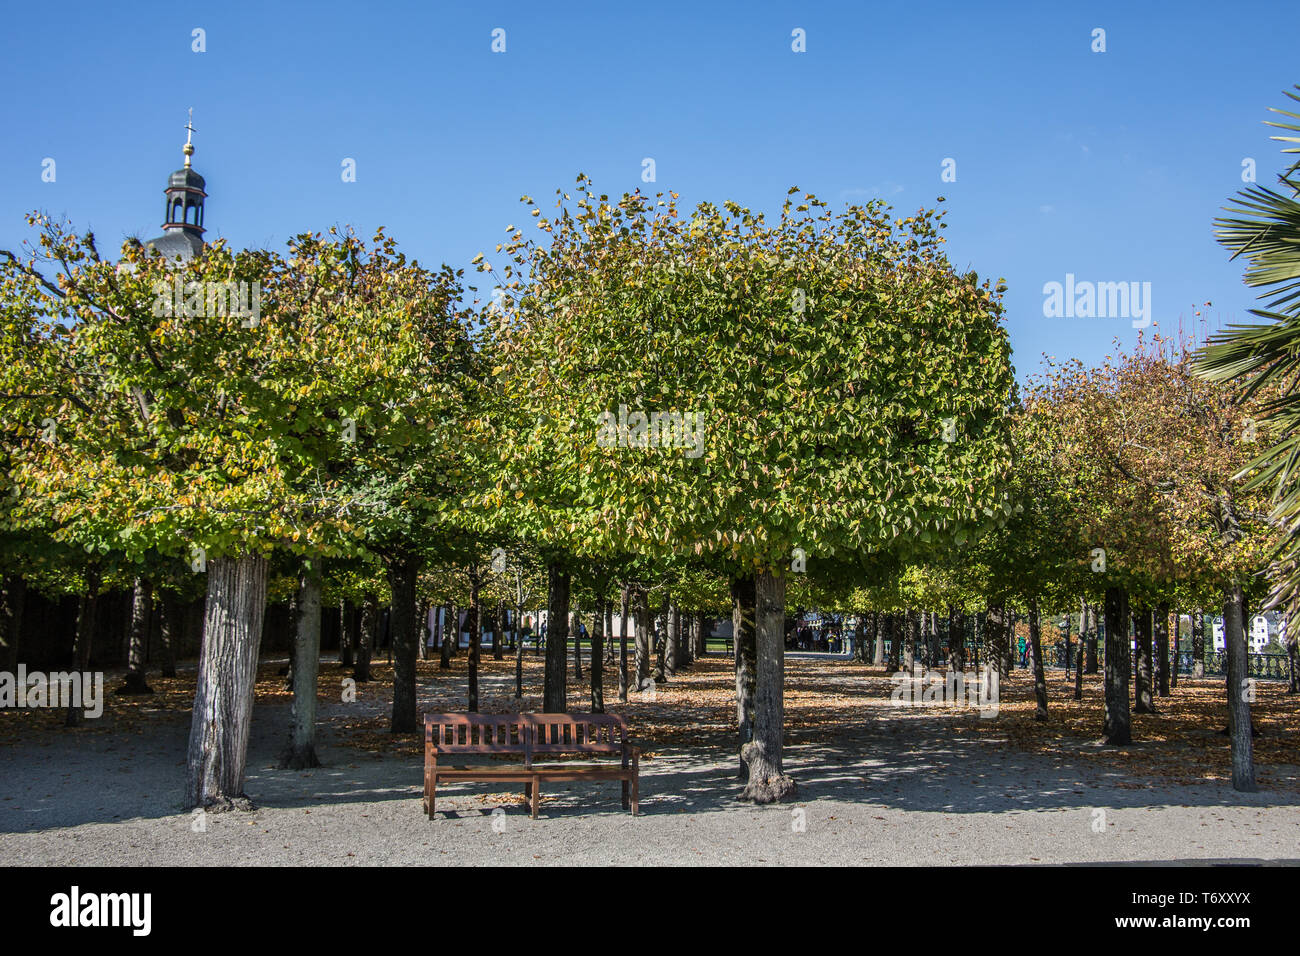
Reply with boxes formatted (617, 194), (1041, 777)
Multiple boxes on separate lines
(1, 651), (1297, 865)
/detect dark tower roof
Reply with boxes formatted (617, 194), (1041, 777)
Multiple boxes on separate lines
(147, 228), (206, 260)
(145, 112), (207, 262)
(168, 166), (206, 191)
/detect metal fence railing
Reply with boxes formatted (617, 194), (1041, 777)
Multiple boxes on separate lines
(1044, 643), (1294, 681)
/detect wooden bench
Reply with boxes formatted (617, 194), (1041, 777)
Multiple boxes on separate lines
(423, 713), (640, 819)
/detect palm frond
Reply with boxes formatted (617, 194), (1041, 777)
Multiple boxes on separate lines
(1195, 84), (1300, 622)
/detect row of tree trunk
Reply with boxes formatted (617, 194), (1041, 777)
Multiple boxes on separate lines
(824, 589), (1262, 795)
(1, 573), (197, 691)
(1101, 584), (1257, 790)
(6, 549), (1277, 810)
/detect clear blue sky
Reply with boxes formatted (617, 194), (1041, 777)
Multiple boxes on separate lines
(1, 0), (1294, 381)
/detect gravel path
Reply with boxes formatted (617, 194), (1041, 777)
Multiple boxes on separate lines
(2, 690), (1298, 865)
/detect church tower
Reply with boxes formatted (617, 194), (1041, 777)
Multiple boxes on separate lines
(145, 111), (207, 260)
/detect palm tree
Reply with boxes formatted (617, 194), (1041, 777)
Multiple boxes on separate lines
(1195, 84), (1300, 626)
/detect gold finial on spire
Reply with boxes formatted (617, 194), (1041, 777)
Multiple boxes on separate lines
(183, 108), (195, 168)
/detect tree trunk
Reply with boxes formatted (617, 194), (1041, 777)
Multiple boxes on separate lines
(185, 554), (268, 809)
(872, 611), (886, 666)
(118, 577), (154, 694)
(1074, 602), (1084, 701)
(1223, 582), (1257, 791)
(618, 587), (630, 702)
(1085, 601), (1099, 674)
(467, 570), (481, 713)
(664, 603), (679, 679)
(543, 563), (570, 711)
(633, 586), (652, 692)
(652, 600), (667, 683)
(1154, 602), (1171, 697)
(514, 602), (526, 699)
(591, 598), (605, 713)
(384, 604), (392, 665)
(1028, 598), (1048, 720)
(740, 568), (795, 803)
(389, 556), (420, 732)
(572, 608), (583, 682)
(283, 588), (299, 689)
(679, 611), (692, 669)
(66, 568), (101, 727)
(1169, 608), (1179, 688)
(1287, 628), (1298, 694)
(339, 600), (354, 668)
(355, 594), (376, 682)
(416, 598), (429, 661)
(493, 600), (504, 662)
(1, 575), (27, 676)
(947, 606), (964, 671)
(1102, 585), (1131, 745)
(986, 603), (1009, 681)
(282, 562), (323, 768)
(1062, 607), (1072, 672)
(904, 609), (919, 674)
(606, 604), (617, 665)
(679, 608), (693, 668)
(1192, 610), (1205, 677)
(157, 591), (180, 678)
(926, 610), (941, 666)
(886, 612), (901, 672)
(440, 603), (455, 670)
(732, 574), (757, 781)
(1134, 604), (1155, 714)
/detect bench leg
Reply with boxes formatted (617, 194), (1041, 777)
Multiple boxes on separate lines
(530, 775), (540, 819)
(427, 776), (437, 819)
(631, 752), (639, 816)
(622, 779), (629, 811)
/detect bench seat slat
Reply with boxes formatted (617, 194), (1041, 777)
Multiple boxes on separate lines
(433, 769), (538, 781)
(519, 768), (633, 782)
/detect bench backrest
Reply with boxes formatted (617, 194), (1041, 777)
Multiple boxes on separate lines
(529, 713), (628, 756)
(424, 713), (628, 758)
(425, 714), (531, 754)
